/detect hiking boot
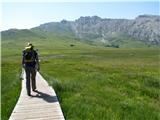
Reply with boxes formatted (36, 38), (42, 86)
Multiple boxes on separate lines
(33, 89), (37, 92)
(27, 93), (31, 96)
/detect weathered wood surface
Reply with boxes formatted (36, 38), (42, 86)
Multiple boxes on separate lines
(9, 71), (65, 120)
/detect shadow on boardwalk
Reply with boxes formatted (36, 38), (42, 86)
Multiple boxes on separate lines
(31, 90), (58, 103)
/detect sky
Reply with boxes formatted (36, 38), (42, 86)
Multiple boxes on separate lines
(1, 1), (159, 31)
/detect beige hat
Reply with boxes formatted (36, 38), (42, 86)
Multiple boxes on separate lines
(25, 43), (33, 50)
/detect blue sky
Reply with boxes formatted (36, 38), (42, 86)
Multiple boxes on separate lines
(1, 1), (159, 30)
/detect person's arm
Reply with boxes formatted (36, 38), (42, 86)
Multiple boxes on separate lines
(22, 50), (25, 68)
(35, 51), (40, 71)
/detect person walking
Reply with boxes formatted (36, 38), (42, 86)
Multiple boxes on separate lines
(22, 43), (40, 96)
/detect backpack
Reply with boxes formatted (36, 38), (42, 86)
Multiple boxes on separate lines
(24, 50), (35, 63)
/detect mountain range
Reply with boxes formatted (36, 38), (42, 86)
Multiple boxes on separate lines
(2, 15), (160, 48)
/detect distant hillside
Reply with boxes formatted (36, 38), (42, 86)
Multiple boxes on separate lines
(1, 15), (160, 48)
(71, 15), (160, 45)
(1, 29), (45, 40)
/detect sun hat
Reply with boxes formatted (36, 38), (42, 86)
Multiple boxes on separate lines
(25, 43), (33, 50)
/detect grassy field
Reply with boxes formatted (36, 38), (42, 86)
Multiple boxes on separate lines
(1, 38), (160, 120)
(1, 58), (21, 120)
(41, 48), (160, 120)
(1, 38), (96, 120)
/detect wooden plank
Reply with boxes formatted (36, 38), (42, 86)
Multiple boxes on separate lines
(9, 70), (65, 120)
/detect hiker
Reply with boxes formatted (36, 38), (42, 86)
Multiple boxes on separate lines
(22, 43), (40, 96)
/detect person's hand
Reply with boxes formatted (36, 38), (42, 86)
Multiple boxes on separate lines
(22, 64), (25, 68)
(37, 67), (40, 71)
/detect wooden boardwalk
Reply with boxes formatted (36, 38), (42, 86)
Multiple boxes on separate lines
(9, 70), (65, 120)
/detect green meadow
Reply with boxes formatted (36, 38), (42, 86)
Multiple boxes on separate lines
(1, 37), (160, 120)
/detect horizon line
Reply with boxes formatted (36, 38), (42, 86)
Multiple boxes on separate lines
(1, 14), (159, 31)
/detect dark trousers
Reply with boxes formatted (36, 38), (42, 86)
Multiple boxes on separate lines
(25, 67), (37, 95)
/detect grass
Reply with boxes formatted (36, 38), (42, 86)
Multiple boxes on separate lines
(40, 48), (160, 120)
(1, 37), (96, 120)
(1, 61), (21, 120)
(1, 36), (160, 120)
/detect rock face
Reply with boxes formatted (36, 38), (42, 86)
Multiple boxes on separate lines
(69, 15), (160, 45)
(127, 15), (160, 44)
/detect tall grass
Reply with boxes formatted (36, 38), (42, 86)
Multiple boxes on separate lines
(40, 48), (160, 120)
(1, 61), (21, 120)
(1, 41), (22, 120)
(1, 37), (96, 120)
(1, 37), (160, 120)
